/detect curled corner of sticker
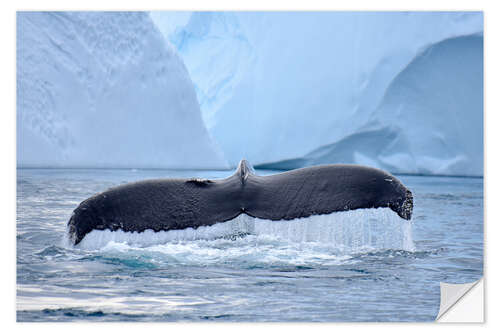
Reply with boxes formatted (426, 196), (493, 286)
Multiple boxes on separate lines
(436, 278), (484, 322)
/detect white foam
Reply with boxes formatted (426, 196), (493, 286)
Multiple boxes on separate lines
(75, 208), (414, 253)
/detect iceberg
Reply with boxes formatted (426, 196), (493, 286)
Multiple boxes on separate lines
(17, 12), (228, 169)
(153, 11), (483, 176)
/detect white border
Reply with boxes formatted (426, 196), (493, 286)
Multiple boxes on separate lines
(3, 0), (497, 332)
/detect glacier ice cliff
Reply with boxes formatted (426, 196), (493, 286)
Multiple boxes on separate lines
(153, 11), (483, 176)
(17, 12), (228, 169)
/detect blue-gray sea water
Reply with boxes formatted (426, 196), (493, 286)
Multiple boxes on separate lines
(16, 168), (483, 322)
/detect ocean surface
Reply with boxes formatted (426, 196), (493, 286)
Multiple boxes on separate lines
(16, 168), (483, 322)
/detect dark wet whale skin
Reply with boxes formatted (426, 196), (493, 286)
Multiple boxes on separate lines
(68, 160), (413, 245)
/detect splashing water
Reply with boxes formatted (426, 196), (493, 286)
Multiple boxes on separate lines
(253, 208), (414, 252)
(70, 208), (414, 268)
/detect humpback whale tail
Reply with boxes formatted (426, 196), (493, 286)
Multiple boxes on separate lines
(68, 160), (413, 245)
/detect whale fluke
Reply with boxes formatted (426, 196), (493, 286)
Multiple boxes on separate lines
(68, 160), (413, 245)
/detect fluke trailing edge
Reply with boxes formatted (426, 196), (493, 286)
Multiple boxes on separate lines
(67, 160), (413, 245)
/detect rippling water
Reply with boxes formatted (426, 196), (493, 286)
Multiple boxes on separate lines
(16, 168), (483, 322)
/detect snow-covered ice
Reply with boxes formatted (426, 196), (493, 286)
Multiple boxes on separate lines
(17, 12), (228, 169)
(153, 11), (483, 176)
(17, 12), (483, 176)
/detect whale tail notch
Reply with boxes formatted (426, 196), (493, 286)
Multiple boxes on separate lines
(236, 159), (255, 184)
